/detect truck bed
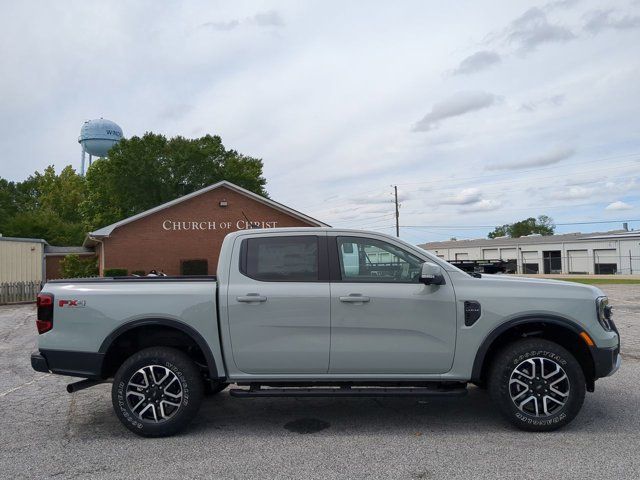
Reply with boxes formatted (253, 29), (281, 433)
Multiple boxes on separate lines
(48, 275), (217, 283)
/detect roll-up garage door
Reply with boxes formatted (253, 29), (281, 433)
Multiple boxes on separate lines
(483, 249), (499, 260)
(522, 251), (539, 274)
(501, 248), (517, 260)
(455, 253), (469, 260)
(594, 249), (618, 274)
(567, 250), (589, 274)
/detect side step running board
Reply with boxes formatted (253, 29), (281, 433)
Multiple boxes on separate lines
(229, 387), (467, 398)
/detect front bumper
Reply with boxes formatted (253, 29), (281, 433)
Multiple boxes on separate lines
(592, 317), (621, 379)
(592, 345), (621, 378)
(31, 350), (104, 379)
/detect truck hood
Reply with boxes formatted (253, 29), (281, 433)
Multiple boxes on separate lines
(468, 273), (603, 299)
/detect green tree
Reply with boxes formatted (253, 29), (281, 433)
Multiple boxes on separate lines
(0, 166), (87, 244)
(81, 133), (267, 229)
(0, 178), (19, 232)
(2, 210), (86, 245)
(488, 215), (555, 239)
(59, 254), (98, 278)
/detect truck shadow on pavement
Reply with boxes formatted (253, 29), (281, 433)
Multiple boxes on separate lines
(67, 379), (633, 439)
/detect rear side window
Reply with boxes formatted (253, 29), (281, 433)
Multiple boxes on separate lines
(241, 236), (319, 281)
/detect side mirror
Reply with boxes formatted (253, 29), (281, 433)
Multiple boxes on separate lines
(420, 262), (445, 285)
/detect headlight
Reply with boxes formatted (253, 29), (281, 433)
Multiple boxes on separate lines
(596, 296), (613, 331)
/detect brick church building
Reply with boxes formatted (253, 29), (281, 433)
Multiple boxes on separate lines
(83, 181), (328, 276)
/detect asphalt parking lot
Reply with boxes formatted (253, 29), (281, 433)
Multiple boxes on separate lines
(1, 285), (638, 479)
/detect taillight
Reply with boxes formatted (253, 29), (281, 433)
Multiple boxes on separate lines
(36, 293), (54, 334)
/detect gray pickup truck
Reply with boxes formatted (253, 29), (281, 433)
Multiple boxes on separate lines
(31, 228), (620, 437)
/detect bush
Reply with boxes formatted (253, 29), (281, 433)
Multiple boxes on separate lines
(104, 268), (128, 277)
(59, 254), (98, 279)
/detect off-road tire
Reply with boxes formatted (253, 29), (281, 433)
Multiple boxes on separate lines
(112, 347), (204, 437)
(489, 338), (585, 431)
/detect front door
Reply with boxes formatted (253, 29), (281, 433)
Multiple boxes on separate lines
(329, 235), (457, 374)
(227, 234), (330, 374)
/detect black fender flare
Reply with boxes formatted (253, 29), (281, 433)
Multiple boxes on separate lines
(470, 314), (587, 383)
(99, 318), (221, 379)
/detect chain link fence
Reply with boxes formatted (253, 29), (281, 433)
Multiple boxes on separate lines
(451, 255), (640, 275)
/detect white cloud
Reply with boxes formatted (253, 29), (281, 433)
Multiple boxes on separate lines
(486, 146), (575, 171)
(413, 91), (501, 132)
(349, 190), (411, 205)
(452, 51), (501, 75)
(201, 10), (284, 31)
(459, 199), (502, 213)
(506, 7), (576, 52)
(605, 201), (633, 211)
(543, 0), (581, 12)
(438, 188), (483, 205)
(1, 1), (640, 245)
(584, 9), (640, 34)
(520, 94), (565, 112)
(550, 185), (594, 200)
(201, 19), (240, 31)
(250, 10), (285, 27)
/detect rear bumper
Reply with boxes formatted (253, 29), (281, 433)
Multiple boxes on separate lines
(31, 352), (49, 373)
(31, 350), (104, 379)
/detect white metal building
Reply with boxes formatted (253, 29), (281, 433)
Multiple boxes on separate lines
(420, 230), (640, 275)
(0, 236), (47, 282)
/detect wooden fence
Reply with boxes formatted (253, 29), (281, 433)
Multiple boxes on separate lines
(0, 281), (42, 304)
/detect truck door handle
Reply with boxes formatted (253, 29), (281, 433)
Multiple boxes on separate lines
(237, 294), (267, 303)
(339, 295), (370, 303)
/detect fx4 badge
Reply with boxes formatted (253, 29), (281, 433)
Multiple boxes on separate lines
(58, 299), (86, 308)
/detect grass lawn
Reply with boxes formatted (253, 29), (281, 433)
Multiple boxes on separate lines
(548, 277), (640, 285)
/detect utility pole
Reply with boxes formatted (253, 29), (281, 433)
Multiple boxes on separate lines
(394, 185), (400, 237)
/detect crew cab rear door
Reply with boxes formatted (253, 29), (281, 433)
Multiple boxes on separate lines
(226, 233), (330, 374)
(328, 234), (457, 374)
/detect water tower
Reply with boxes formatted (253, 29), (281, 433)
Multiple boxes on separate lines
(78, 118), (123, 175)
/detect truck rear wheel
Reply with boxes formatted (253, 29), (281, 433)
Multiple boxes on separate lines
(112, 347), (204, 437)
(488, 338), (585, 431)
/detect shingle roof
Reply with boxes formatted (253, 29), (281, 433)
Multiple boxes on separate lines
(84, 180), (329, 246)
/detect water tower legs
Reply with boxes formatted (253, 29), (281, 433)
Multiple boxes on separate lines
(80, 148), (86, 176)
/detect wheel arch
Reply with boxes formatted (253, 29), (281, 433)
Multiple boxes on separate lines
(471, 315), (596, 391)
(99, 318), (220, 380)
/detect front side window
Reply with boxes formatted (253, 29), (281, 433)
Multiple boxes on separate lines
(243, 236), (319, 281)
(337, 237), (423, 283)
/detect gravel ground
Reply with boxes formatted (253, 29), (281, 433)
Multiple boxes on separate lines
(0, 285), (638, 479)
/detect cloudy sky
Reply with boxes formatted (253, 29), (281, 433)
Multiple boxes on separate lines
(1, 0), (639, 243)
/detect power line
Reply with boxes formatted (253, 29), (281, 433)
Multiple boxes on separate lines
(294, 154), (640, 214)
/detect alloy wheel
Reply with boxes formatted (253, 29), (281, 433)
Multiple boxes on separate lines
(509, 357), (570, 417)
(126, 365), (183, 422)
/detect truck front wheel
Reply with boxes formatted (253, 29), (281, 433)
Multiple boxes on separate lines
(112, 346), (204, 437)
(488, 338), (586, 431)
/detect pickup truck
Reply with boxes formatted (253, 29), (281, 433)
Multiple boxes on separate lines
(31, 227), (621, 437)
